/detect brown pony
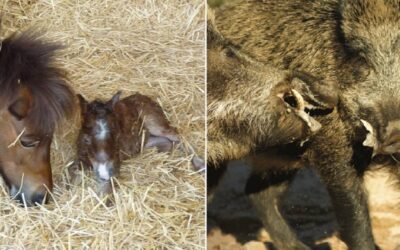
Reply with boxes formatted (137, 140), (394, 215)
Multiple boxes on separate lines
(0, 31), (75, 206)
(74, 92), (204, 195)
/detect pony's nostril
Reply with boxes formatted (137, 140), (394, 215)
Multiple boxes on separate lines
(13, 193), (24, 204)
(31, 192), (47, 205)
(12, 191), (48, 206)
(12, 192), (32, 206)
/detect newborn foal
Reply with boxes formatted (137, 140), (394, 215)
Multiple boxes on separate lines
(74, 91), (202, 195)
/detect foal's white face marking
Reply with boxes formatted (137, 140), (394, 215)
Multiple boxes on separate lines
(97, 162), (110, 180)
(95, 119), (109, 140)
(92, 151), (112, 181)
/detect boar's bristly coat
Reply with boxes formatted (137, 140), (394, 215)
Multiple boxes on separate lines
(211, 0), (400, 249)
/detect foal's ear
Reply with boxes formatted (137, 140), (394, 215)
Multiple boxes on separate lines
(107, 91), (122, 109)
(8, 98), (31, 120)
(77, 94), (88, 114)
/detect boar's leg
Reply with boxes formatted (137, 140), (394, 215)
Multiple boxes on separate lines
(245, 170), (309, 250)
(317, 166), (375, 249)
(309, 114), (376, 250)
(207, 161), (228, 196)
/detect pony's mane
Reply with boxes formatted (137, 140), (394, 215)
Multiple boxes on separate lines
(0, 30), (75, 134)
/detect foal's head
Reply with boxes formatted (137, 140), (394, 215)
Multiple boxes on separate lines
(0, 31), (75, 206)
(77, 92), (121, 182)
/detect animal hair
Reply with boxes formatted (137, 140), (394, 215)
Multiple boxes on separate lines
(0, 30), (75, 134)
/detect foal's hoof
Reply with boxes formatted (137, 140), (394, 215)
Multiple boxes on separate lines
(104, 196), (115, 207)
(65, 162), (84, 189)
(192, 156), (205, 171)
(97, 181), (112, 195)
(96, 180), (115, 206)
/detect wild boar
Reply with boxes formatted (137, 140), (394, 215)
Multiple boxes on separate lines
(212, 1), (400, 249)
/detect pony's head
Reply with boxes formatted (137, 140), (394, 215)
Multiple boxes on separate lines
(0, 31), (75, 206)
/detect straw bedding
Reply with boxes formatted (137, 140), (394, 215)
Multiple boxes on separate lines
(0, 0), (205, 248)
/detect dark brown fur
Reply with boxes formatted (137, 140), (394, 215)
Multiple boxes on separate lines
(214, 0), (372, 107)
(75, 92), (203, 197)
(207, 18), (325, 165)
(207, 14), (329, 249)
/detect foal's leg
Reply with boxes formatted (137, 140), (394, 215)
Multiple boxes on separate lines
(131, 93), (180, 141)
(65, 160), (85, 188)
(134, 95), (204, 170)
(145, 135), (205, 170)
(245, 170), (309, 250)
(145, 136), (174, 152)
(96, 180), (114, 206)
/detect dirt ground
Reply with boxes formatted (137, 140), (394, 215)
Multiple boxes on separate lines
(208, 164), (400, 250)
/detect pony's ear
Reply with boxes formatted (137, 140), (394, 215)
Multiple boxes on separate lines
(8, 98), (31, 120)
(107, 91), (122, 109)
(77, 94), (88, 115)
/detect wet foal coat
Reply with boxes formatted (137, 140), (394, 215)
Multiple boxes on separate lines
(76, 92), (183, 188)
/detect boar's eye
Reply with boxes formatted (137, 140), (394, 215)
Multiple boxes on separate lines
(223, 47), (237, 58)
(283, 93), (298, 108)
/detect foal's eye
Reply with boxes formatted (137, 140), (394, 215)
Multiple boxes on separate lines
(83, 135), (91, 144)
(20, 138), (40, 148)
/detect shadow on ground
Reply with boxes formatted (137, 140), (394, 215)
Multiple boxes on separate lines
(208, 164), (400, 250)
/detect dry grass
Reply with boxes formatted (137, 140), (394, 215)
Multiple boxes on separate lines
(0, 0), (205, 248)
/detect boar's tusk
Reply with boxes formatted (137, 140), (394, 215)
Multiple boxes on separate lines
(297, 110), (322, 132)
(291, 89), (305, 111)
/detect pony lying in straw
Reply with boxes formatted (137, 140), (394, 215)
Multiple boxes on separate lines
(72, 91), (204, 197)
(0, 31), (75, 206)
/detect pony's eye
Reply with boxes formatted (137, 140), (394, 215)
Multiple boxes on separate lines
(20, 138), (40, 148)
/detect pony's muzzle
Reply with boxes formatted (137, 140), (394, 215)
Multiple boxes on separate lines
(11, 185), (49, 206)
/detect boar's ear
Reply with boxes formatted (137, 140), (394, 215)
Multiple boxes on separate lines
(207, 24), (219, 45)
(77, 94), (88, 115)
(107, 91), (122, 109)
(291, 70), (338, 108)
(340, 0), (364, 44)
(361, 119), (378, 151)
(291, 70), (320, 85)
(340, 0), (367, 18)
(380, 121), (400, 154)
(207, 6), (225, 46)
